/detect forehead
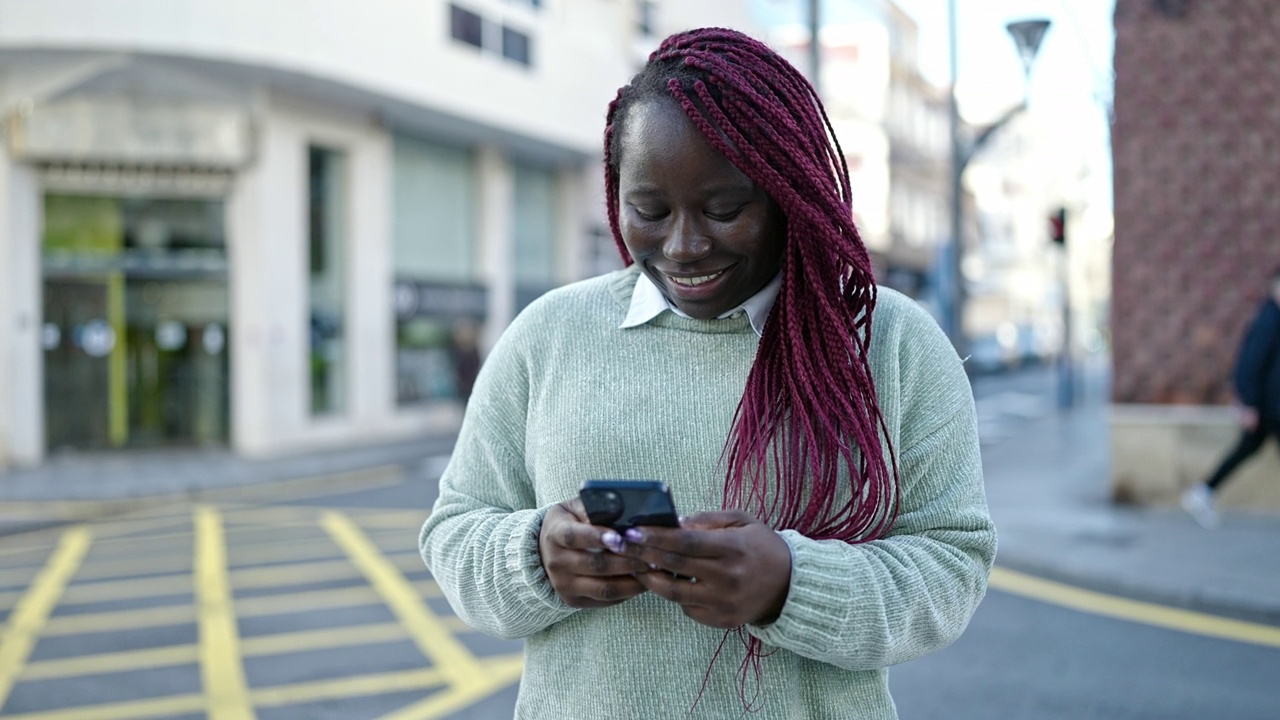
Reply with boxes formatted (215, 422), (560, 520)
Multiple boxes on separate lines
(617, 98), (749, 188)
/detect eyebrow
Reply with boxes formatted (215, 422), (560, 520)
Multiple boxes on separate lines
(623, 182), (756, 198)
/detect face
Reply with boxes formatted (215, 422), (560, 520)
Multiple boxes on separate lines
(616, 98), (785, 319)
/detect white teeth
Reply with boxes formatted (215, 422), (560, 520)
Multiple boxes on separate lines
(669, 271), (724, 287)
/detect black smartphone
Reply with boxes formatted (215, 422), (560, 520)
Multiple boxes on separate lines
(579, 480), (680, 531)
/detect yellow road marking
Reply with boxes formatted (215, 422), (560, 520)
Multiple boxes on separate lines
(21, 622), (410, 681)
(194, 506), (256, 720)
(0, 527), (91, 709)
(22, 643), (198, 681)
(378, 654), (524, 720)
(321, 511), (488, 691)
(0, 657), (522, 720)
(41, 602), (194, 636)
(990, 566), (1280, 648)
(58, 574), (195, 606)
(0, 689), (205, 720)
(31, 556), (436, 610)
(39, 579), (441, 636)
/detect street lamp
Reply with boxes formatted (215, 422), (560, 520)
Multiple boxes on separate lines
(945, 7), (1050, 359)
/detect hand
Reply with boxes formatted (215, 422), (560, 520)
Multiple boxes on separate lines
(538, 498), (650, 609)
(616, 510), (792, 629)
(1240, 406), (1259, 432)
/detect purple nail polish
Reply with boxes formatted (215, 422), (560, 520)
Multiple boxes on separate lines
(625, 528), (643, 543)
(602, 530), (620, 545)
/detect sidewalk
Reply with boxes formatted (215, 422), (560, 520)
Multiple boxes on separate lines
(0, 434), (457, 534)
(982, 381), (1280, 625)
(2, 381), (1279, 625)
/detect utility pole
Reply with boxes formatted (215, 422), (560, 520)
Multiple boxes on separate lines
(808, 0), (821, 88)
(947, 0), (964, 356)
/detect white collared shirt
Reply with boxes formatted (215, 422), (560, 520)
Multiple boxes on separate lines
(619, 271), (781, 337)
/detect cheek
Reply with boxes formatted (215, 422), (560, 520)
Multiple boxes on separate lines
(620, 219), (661, 258)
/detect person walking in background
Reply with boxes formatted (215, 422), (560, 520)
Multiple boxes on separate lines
(1182, 267), (1280, 528)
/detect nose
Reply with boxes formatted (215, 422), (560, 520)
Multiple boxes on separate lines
(662, 214), (712, 263)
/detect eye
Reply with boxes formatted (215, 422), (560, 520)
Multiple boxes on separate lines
(631, 206), (667, 221)
(705, 204), (747, 222)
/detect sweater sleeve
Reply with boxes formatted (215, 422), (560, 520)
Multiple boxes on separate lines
(418, 325), (578, 639)
(747, 304), (994, 670)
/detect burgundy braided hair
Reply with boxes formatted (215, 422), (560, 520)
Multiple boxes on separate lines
(604, 28), (901, 706)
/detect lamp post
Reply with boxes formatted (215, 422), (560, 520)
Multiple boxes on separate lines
(945, 7), (1050, 358)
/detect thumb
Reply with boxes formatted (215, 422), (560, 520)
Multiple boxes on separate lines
(680, 509), (758, 530)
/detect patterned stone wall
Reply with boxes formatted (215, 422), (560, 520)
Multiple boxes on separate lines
(1112, 0), (1280, 406)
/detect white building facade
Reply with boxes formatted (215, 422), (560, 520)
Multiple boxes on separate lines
(0, 0), (679, 467)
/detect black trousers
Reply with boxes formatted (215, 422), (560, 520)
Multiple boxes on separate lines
(1206, 415), (1280, 491)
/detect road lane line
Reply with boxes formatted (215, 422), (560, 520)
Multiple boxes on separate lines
(194, 506), (256, 720)
(990, 566), (1280, 648)
(320, 511), (489, 692)
(0, 692), (205, 720)
(38, 578), (442, 636)
(0, 526), (91, 709)
(21, 622), (410, 681)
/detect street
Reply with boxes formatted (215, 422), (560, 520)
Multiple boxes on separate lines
(0, 363), (1277, 718)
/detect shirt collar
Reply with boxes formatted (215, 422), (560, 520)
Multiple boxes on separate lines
(620, 271), (781, 337)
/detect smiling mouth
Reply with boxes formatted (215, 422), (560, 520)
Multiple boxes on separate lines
(667, 269), (728, 287)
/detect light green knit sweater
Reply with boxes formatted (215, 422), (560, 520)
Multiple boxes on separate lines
(420, 266), (994, 719)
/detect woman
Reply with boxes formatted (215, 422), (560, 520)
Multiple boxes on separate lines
(420, 27), (994, 719)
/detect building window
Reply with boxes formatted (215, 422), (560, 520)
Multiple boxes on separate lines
(392, 136), (484, 406)
(308, 146), (348, 416)
(450, 4), (485, 49)
(449, 3), (535, 68)
(502, 26), (532, 66)
(512, 162), (559, 311)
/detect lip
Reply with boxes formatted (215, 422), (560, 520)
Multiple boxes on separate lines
(658, 264), (737, 302)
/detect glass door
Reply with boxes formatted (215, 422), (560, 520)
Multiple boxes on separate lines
(43, 194), (230, 451)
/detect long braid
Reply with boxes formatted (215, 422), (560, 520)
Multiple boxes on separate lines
(604, 27), (901, 704)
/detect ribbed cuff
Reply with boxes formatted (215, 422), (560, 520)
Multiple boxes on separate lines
(748, 529), (859, 649)
(503, 504), (574, 613)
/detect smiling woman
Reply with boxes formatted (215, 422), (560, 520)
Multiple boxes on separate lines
(615, 98), (784, 320)
(420, 27), (994, 720)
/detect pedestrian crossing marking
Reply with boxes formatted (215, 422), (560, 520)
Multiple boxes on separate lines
(194, 506), (256, 720)
(0, 527), (92, 711)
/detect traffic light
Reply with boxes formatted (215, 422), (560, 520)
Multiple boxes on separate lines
(1049, 207), (1066, 245)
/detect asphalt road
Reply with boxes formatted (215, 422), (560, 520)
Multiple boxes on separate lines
(890, 587), (1279, 719)
(0, 464), (523, 720)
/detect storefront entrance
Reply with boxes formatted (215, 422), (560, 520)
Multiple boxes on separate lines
(42, 194), (230, 451)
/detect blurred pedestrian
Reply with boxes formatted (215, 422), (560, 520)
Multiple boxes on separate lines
(420, 27), (993, 718)
(1182, 267), (1280, 528)
(449, 319), (481, 403)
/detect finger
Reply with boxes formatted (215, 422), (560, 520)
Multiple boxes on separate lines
(620, 525), (725, 559)
(549, 512), (614, 552)
(563, 497), (590, 523)
(567, 576), (647, 607)
(571, 546), (650, 577)
(678, 510), (757, 530)
(635, 569), (708, 607)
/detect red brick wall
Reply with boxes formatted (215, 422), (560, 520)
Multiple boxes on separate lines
(1112, 0), (1280, 405)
